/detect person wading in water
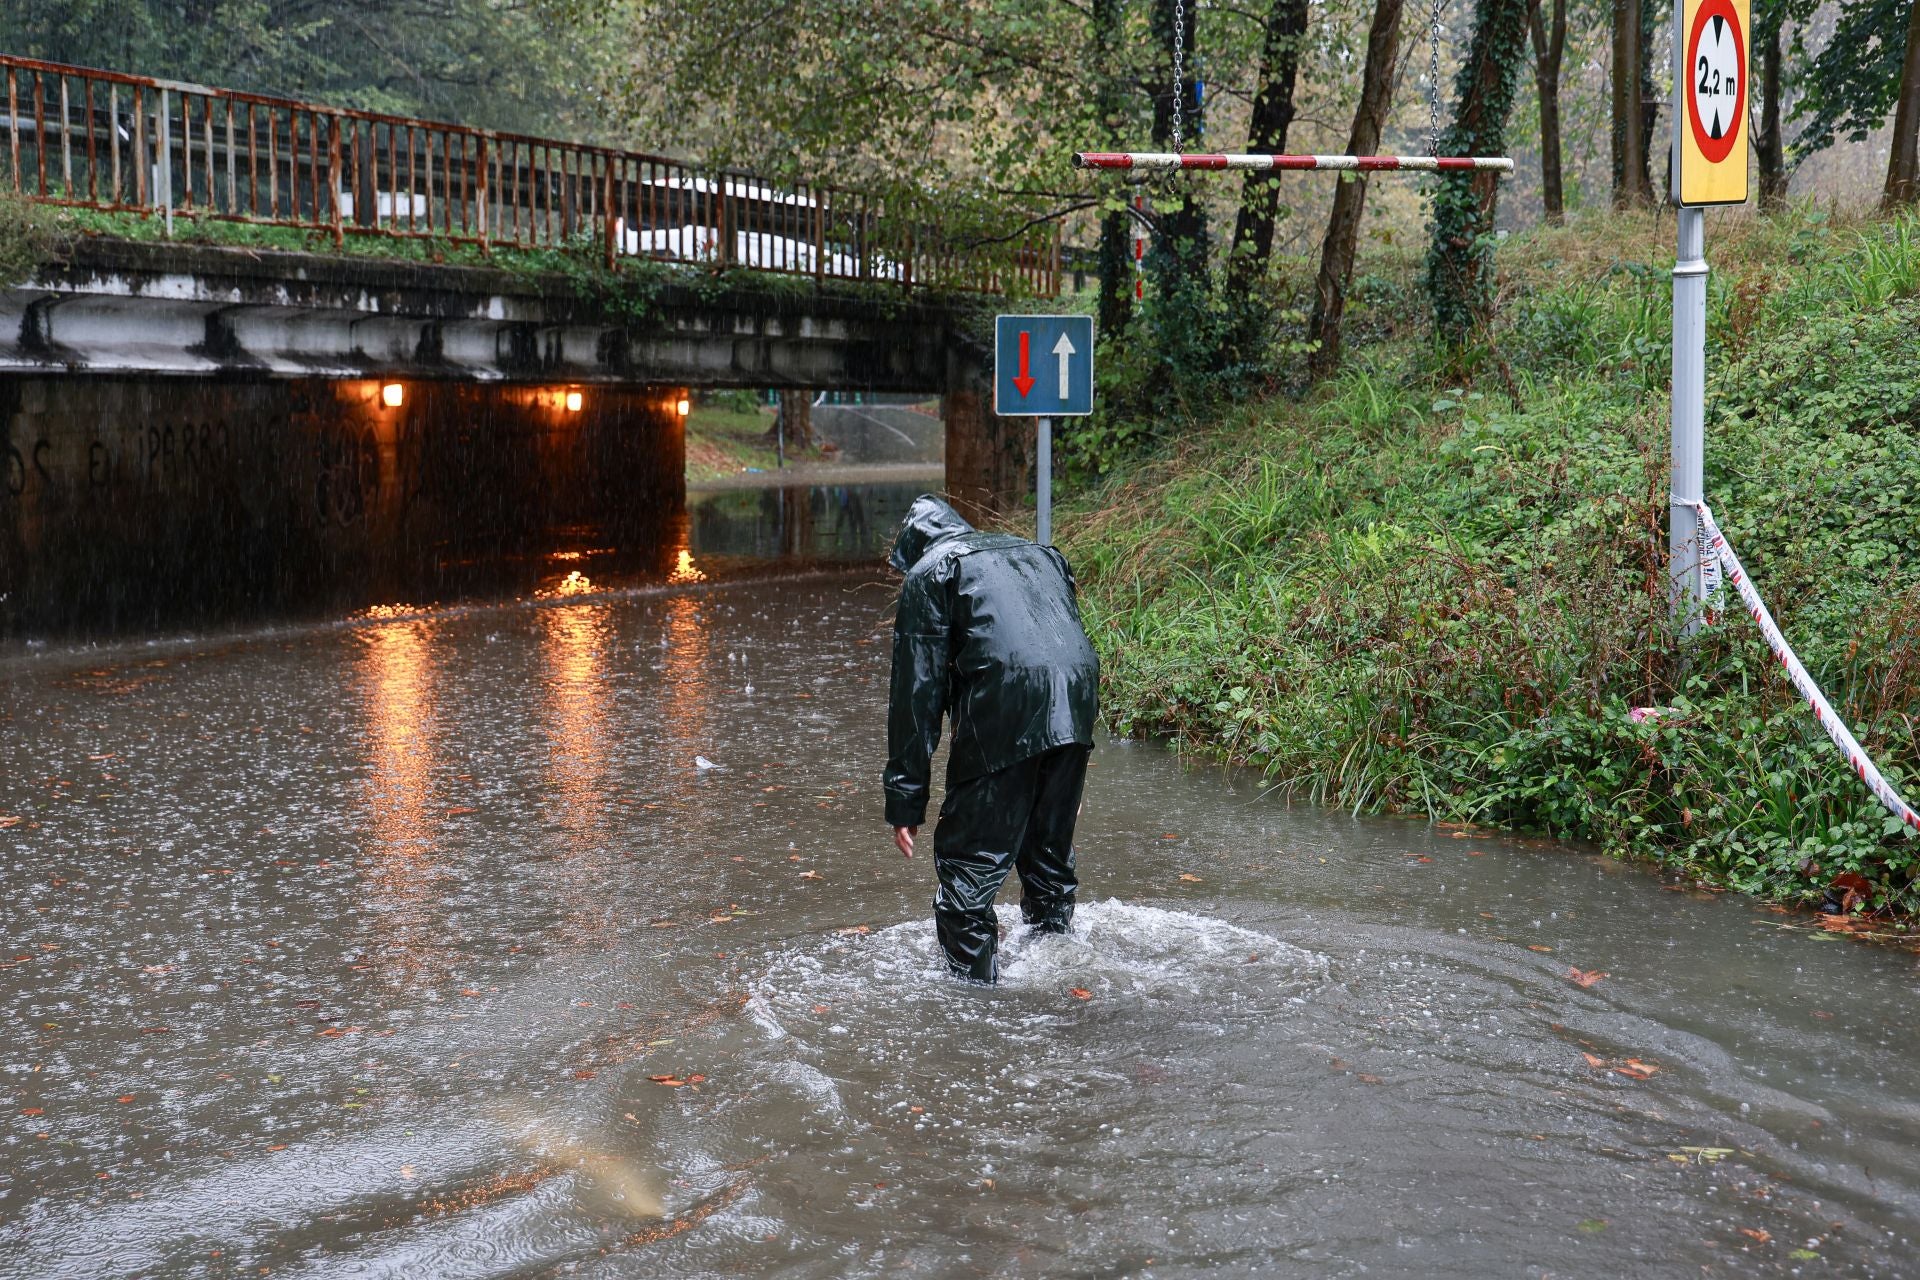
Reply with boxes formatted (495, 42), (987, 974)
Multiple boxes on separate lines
(882, 495), (1100, 983)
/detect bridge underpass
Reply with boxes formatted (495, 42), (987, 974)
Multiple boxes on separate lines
(0, 233), (1037, 631)
(0, 53), (1054, 631)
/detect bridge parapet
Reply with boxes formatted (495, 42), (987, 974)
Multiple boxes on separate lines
(1, 54), (1061, 298)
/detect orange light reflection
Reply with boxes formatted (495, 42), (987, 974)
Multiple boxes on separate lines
(357, 619), (451, 990)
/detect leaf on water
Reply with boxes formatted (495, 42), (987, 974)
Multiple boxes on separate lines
(1615, 1058), (1659, 1080)
(1566, 967), (1609, 989)
(399, 1165), (416, 1180)
(1576, 1219), (1608, 1234)
(648, 1075), (687, 1087)
(1582, 1052), (1606, 1068)
(1177, 873), (1203, 883)
(266, 1144), (287, 1152)
(1069, 988), (1093, 1000)
(799, 871), (823, 881)
(0, 816), (22, 829)
(1811, 1009), (1833, 1020)
(1790, 1249), (1819, 1260)
(834, 926), (871, 936)
(811, 1004), (831, 1014)
(1528, 945), (1554, 953)
(574, 1070), (597, 1080)
(1356, 1073), (1384, 1085)
(1412, 856), (1433, 864)
(687, 1074), (707, 1084)
(1738, 1227), (1772, 1244)
(1161, 833), (1179, 840)
(115, 1095), (134, 1104)
(20, 1107), (43, 1116)
(446, 806), (477, 816)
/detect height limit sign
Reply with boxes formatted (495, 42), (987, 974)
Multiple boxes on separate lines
(1673, 0), (1750, 206)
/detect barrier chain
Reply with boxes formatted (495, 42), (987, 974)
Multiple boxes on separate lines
(1694, 500), (1920, 831)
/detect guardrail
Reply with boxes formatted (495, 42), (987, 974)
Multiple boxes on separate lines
(0, 54), (1060, 297)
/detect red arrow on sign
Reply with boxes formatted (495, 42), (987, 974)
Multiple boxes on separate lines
(1012, 330), (1036, 397)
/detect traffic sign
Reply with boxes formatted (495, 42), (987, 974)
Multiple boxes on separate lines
(1673, 0), (1750, 206)
(994, 314), (1093, 417)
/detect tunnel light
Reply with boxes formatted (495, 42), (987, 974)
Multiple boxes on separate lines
(381, 382), (405, 408)
(565, 390), (584, 413)
(676, 397), (691, 417)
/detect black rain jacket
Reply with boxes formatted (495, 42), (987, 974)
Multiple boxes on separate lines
(882, 495), (1100, 828)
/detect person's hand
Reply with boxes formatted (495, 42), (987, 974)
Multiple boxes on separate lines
(892, 826), (917, 859)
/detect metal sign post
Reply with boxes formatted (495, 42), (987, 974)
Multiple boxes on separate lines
(994, 314), (1094, 546)
(1669, 0), (1750, 634)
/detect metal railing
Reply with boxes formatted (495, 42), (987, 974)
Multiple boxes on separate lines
(0, 54), (1061, 297)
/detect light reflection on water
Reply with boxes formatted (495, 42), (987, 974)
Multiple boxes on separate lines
(6, 497), (1920, 1276)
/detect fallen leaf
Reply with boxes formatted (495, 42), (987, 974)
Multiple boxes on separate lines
(1582, 1052), (1607, 1068)
(20, 1107), (43, 1116)
(446, 806), (477, 816)
(573, 1070), (596, 1080)
(1528, 945), (1554, 953)
(1566, 967), (1609, 989)
(1616, 1058), (1659, 1080)
(1811, 1009), (1833, 1020)
(265, 1144), (287, 1152)
(1738, 1227), (1771, 1244)
(648, 1075), (687, 1087)
(687, 1074), (707, 1084)
(399, 1165), (416, 1180)
(799, 870), (822, 881)
(811, 1004), (831, 1014)
(1412, 856), (1433, 864)
(1576, 1218), (1608, 1234)
(1356, 1073), (1384, 1085)
(116, 1095), (135, 1104)
(1069, 987), (1093, 1000)
(1177, 873), (1203, 883)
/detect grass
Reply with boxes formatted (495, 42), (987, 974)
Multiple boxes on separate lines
(1063, 200), (1920, 922)
(684, 401), (844, 482)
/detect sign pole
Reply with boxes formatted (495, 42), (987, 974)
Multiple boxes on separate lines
(1670, 205), (1707, 635)
(1036, 416), (1053, 545)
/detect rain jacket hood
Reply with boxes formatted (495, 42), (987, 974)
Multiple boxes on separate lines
(882, 496), (1099, 828)
(889, 495), (976, 574)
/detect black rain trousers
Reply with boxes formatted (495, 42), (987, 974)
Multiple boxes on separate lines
(932, 744), (1089, 983)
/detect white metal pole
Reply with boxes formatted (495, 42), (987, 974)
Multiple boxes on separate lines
(1036, 415), (1052, 545)
(156, 88), (173, 236)
(1671, 205), (1707, 634)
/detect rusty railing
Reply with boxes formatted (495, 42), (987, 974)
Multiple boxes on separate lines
(0, 54), (1061, 297)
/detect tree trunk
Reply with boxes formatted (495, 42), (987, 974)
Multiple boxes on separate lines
(1611, 0), (1651, 206)
(777, 391), (812, 452)
(1226, 0), (1311, 302)
(1307, 0), (1404, 379)
(1093, 0), (1134, 335)
(1150, 0), (1209, 280)
(1639, 0), (1661, 197)
(1529, 0), (1567, 223)
(1426, 0), (1534, 345)
(1886, 0), (1920, 206)
(1755, 0), (1789, 210)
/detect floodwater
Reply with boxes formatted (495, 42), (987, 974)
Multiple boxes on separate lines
(6, 488), (1920, 1277)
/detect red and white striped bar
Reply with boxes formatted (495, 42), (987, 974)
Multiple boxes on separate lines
(1073, 152), (1514, 173)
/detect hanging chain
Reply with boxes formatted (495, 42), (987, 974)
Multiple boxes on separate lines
(1170, 0), (1186, 153)
(1427, 0), (1445, 157)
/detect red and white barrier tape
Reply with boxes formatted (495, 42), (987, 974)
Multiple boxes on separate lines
(1695, 500), (1920, 830)
(1073, 152), (1515, 173)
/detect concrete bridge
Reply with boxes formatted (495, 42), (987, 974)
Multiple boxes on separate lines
(0, 54), (1057, 630)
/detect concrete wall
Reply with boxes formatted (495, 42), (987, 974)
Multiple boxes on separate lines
(0, 375), (685, 634)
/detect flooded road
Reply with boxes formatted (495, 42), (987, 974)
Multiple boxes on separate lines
(6, 488), (1920, 1277)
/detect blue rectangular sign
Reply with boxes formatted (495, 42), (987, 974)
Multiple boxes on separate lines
(994, 314), (1094, 417)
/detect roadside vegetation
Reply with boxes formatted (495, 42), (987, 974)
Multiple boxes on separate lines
(1061, 204), (1920, 924)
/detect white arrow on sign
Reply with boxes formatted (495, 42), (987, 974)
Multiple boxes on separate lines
(1052, 331), (1076, 401)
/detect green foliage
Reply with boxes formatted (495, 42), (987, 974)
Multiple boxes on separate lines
(0, 0), (621, 137)
(0, 188), (69, 285)
(1789, 0), (1912, 158)
(1066, 208), (1920, 914)
(1425, 0), (1534, 346)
